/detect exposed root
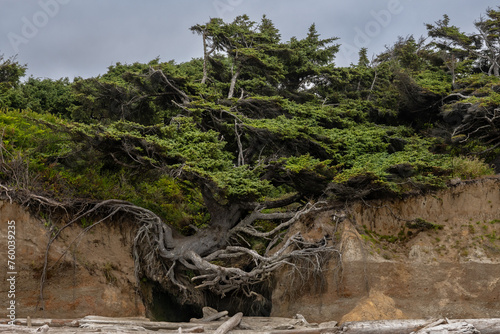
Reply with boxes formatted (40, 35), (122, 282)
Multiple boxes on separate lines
(0, 183), (341, 311)
(187, 232), (338, 297)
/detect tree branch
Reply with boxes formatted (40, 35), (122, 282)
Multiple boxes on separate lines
(241, 192), (302, 210)
(149, 67), (191, 104)
(235, 120), (245, 166)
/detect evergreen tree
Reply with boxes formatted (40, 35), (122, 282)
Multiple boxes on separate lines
(0, 54), (26, 108)
(426, 7), (500, 76)
(281, 24), (339, 95)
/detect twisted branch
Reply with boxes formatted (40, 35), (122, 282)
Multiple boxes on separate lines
(1, 180), (341, 308)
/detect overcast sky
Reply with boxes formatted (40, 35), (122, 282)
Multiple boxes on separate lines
(1, 0), (499, 80)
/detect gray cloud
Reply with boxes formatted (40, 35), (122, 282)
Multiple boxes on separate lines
(1, 0), (498, 79)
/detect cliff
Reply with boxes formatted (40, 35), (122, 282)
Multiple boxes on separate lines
(1, 176), (499, 323)
(271, 176), (500, 323)
(0, 201), (145, 319)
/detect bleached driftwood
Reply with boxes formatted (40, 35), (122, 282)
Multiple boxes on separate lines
(411, 319), (480, 334)
(293, 314), (311, 326)
(35, 324), (49, 333)
(342, 318), (500, 333)
(3, 316), (500, 334)
(190, 311), (229, 323)
(202, 307), (218, 318)
(413, 318), (447, 332)
(78, 316), (206, 331)
(467, 318), (500, 334)
(213, 312), (243, 334)
(341, 319), (425, 333)
(178, 326), (205, 333)
(3, 319), (79, 327)
(269, 329), (333, 334)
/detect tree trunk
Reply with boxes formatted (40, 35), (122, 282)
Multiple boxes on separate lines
(235, 120), (244, 166)
(367, 68), (378, 101)
(228, 66), (241, 99)
(166, 196), (245, 258)
(450, 54), (457, 89)
(201, 32), (208, 84)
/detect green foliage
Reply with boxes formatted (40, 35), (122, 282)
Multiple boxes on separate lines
(331, 136), (486, 192)
(415, 69), (452, 95)
(455, 73), (500, 91)
(283, 154), (332, 174)
(427, 8), (500, 76)
(1, 11), (499, 235)
(449, 156), (494, 179)
(0, 55), (26, 104)
(7, 77), (76, 117)
(406, 218), (443, 231)
(70, 59), (198, 125)
(0, 110), (69, 153)
(0, 111), (210, 230)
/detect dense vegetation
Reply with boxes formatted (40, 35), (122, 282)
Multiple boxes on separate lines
(1, 8), (499, 318)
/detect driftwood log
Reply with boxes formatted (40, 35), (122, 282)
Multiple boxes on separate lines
(269, 329), (338, 334)
(2, 316), (500, 333)
(178, 326), (205, 333)
(341, 318), (500, 334)
(191, 310), (229, 323)
(213, 312), (243, 334)
(410, 318), (480, 334)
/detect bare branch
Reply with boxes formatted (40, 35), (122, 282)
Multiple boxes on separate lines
(213, 312), (243, 334)
(242, 192), (302, 210)
(231, 201), (324, 239)
(235, 120), (245, 166)
(149, 67), (191, 104)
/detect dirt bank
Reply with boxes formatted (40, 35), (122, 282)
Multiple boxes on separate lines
(272, 177), (500, 323)
(1, 177), (499, 323)
(0, 201), (145, 319)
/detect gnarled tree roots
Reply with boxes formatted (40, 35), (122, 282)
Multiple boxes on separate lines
(0, 184), (341, 311)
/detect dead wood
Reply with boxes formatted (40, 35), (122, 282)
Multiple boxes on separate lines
(77, 316), (204, 331)
(202, 307), (218, 318)
(269, 329), (334, 334)
(411, 318), (447, 333)
(213, 312), (243, 334)
(410, 319), (481, 334)
(178, 326), (205, 333)
(190, 311), (228, 323)
(6, 319), (79, 327)
(293, 314), (311, 327)
(340, 318), (500, 334)
(341, 319), (428, 333)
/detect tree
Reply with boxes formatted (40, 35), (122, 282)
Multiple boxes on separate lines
(357, 47), (370, 68)
(281, 24), (339, 95)
(426, 8), (500, 76)
(437, 74), (500, 160)
(425, 10), (500, 158)
(70, 60), (192, 124)
(0, 54), (25, 88)
(191, 15), (286, 99)
(0, 13), (495, 319)
(7, 77), (75, 116)
(28, 116), (337, 314)
(191, 17), (340, 101)
(0, 54), (26, 108)
(375, 35), (428, 72)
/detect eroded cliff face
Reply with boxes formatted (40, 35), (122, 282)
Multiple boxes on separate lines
(271, 177), (500, 323)
(0, 201), (145, 319)
(1, 177), (499, 322)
